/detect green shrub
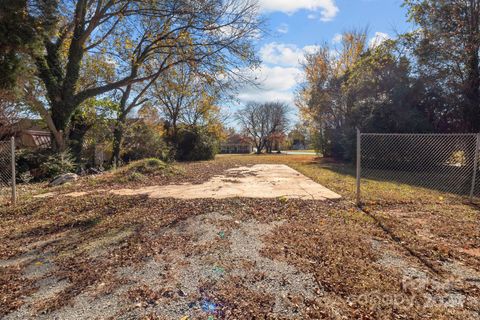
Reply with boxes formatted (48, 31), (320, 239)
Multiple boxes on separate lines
(113, 158), (180, 179)
(16, 148), (76, 181)
(124, 158), (167, 174)
(125, 172), (147, 182)
(122, 121), (171, 163)
(40, 150), (76, 178)
(175, 127), (219, 161)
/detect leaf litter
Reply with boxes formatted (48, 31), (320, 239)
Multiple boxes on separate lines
(0, 155), (479, 319)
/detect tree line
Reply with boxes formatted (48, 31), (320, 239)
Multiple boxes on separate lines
(0, 0), (263, 166)
(297, 0), (480, 160)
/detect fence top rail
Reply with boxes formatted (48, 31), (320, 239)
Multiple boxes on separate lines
(360, 133), (478, 137)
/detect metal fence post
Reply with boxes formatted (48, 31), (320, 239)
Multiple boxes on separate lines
(10, 137), (16, 205)
(356, 128), (361, 206)
(470, 133), (480, 201)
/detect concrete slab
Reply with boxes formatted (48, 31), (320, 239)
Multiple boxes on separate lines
(33, 192), (56, 198)
(111, 164), (341, 200)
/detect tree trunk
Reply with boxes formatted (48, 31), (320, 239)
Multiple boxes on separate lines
(256, 138), (266, 154)
(464, 47), (480, 132)
(266, 140), (273, 153)
(26, 92), (65, 149)
(68, 112), (91, 163)
(110, 85), (132, 167)
(50, 98), (85, 160)
(255, 140), (262, 154)
(171, 121), (178, 145)
(111, 114), (126, 167)
(463, 1), (480, 132)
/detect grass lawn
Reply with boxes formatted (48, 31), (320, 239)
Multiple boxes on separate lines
(0, 154), (479, 319)
(283, 149), (317, 153)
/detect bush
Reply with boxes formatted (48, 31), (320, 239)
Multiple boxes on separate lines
(110, 158), (181, 183)
(16, 148), (76, 181)
(175, 127), (219, 161)
(40, 150), (76, 178)
(123, 158), (167, 175)
(125, 171), (147, 182)
(122, 120), (171, 163)
(115, 158), (178, 176)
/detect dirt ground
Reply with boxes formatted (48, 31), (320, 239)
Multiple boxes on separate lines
(0, 155), (479, 319)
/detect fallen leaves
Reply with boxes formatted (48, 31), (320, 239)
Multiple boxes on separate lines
(0, 155), (479, 319)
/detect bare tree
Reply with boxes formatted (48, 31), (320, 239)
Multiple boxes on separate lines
(151, 63), (199, 142)
(236, 102), (289, 154)
(150, 62), (227, 140)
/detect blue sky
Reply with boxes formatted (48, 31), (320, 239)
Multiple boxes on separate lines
(235, 0), (413, 110)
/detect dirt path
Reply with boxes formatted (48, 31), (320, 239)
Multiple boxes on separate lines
(111, 164), (341, 200)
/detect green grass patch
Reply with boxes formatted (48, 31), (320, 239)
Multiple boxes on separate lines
(110, 158), (183, 183)
(289, 161), (461, 204)
(118, 158), (168, 175)
(285, 149), (317, 153)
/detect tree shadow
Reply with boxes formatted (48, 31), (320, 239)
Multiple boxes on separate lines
(310, 158), (478, 198)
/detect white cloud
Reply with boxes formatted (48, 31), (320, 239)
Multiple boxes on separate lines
(369, 32), (390, 48)
(210, 24), (261, 40)
(260, 43), (304, 67)
(237, 65), (303, 105)
(260, 42), (320, 67)
(257, 66), (303, 91)
(332, 33), (342, 44)
(303, 45), (320, 55)
(259, 0), (339, 21)
(236, 42), (322, 106)
(307, 13), (317, 19)
(277, 23), (289, 34)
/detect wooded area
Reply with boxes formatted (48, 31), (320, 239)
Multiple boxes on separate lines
(0, 0), (263, 174)
(297, 0), (480, 160)
(0, 0), (479, 172)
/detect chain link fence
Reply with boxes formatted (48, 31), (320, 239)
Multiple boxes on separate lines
(0, 137), (16, 205)
(356, 131), (480, 204)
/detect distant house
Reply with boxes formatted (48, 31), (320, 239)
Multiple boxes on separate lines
(18, 129), (51, 149)
(220, 133), (253, 154)
(0, 119), (51, 149)
(291, 139), (306, 150)
(286, 127), (308, 150)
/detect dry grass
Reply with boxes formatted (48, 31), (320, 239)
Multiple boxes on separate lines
(0, 154), (479, 319)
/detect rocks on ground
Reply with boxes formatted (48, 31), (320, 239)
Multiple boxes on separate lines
(48, 173), (79, 187)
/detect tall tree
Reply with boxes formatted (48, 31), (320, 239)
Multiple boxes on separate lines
(152, 63), (201, 143)
(296, 30), (367, 157)
(151, 63), (225, 142)
(404, 0), (480, 131)
(1, 0), (262, 156)
(297, 30), (431, 159)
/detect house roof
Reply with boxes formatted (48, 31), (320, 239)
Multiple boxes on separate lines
(20, 129), (51, 148)
(225, 133), (250, 144)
